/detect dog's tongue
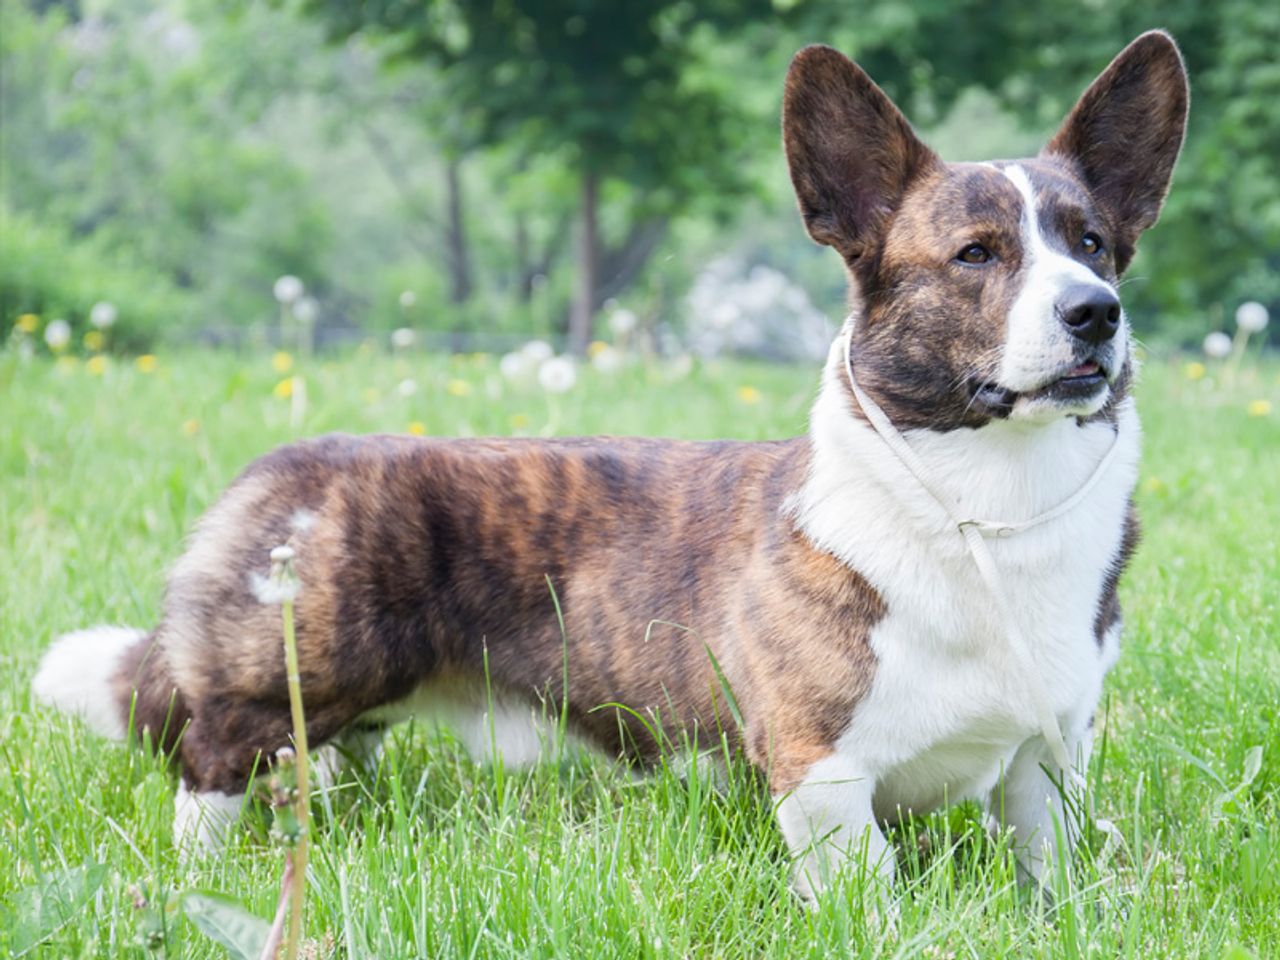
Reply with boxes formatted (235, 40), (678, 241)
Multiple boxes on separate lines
(1067, 361), (1100, 378)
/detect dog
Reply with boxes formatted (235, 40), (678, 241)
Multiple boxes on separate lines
(33, 31), (1187, 900)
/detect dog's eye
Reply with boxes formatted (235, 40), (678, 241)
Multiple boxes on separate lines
(1080, 232), (1104, 255)
(956, 243), (992, 265)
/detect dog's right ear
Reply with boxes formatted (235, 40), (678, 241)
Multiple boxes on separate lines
(783, 45), (939, 264)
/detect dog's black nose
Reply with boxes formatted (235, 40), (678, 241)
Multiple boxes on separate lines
(1058, 285), (1121, 343)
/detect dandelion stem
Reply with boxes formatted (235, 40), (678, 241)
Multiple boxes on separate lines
(280, 593), (309, 960)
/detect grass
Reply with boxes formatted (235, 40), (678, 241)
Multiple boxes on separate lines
(1, 345), (1277, 958)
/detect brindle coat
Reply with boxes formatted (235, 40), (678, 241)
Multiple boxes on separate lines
(119, 436), (882, 796)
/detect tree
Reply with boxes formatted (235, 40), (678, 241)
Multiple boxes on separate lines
(304, 0), (771, 353)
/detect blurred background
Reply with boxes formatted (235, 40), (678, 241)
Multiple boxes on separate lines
(2, 0), (1277, 360)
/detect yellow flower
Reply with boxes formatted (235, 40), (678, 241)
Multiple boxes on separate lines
(446, 379), (472, 397)
(182, 418), (201, 435)
(271, 350), (294, 374)
(86, 355), (108, 375)
(509, 413), (530, 430)
(587, 340), (609, 359)
(407, 421), (426, 436)
(1142, 476), (1166, 496)
(273, 377), (295, 399)
(15, 313), (39, 333)
(135, 354), (158, 373)
(1183, 361), (1206, 381)
(362, 388), (380, 405)
(1247, 399), (1272, 417)
(736, 385), (762, 405)
(83, 330), (105, 352)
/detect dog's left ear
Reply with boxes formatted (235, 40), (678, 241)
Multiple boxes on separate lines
(1043, 30), (1189, 273)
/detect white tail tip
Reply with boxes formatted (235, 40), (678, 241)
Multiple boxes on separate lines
(32, 626), (142, 740)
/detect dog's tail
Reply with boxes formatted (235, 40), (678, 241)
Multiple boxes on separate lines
(33, 626), (189, 753)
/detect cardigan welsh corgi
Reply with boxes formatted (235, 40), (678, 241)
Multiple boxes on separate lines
(34, 31), (1188, 900)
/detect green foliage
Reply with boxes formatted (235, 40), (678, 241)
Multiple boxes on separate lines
(1, 0), (1274, 347)
(0, 205), (194, 349)
(182, 892), (270, 959)
(1, 862), (107, 957)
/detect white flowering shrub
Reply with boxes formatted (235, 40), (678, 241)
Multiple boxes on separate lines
(684, 258), (834, 361)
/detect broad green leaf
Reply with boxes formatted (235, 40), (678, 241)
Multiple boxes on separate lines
(5, 862), (107, 957)
(183, 891), (271, 960)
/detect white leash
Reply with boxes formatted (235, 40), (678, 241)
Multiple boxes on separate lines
(842, 332), (1123, 772)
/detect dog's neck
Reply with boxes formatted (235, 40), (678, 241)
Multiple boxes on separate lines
(786, 336), (1141, 562)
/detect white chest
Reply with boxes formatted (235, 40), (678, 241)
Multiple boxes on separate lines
(789, 352), (1140, 816)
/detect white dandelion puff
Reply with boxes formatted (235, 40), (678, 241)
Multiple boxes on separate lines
(1203, 331), (1232, 359)
(1236, 301), (1269, 334)
(590, 345), (624, 375)
(520, 339), (554, 364)
(251, 544), (301, 605)
(89, 301), (117, 329)
(537, 356), (577, 394)
(273, 275), (304, 305)
(500, 352), (529, 382)
(391, 327), (416, 350)
(292, 296), (319, 325)
(44, 319), (71, 351)
(397, 378), (419, 397)
(398, 290), (418, 309)
(607, 308), (638, 336)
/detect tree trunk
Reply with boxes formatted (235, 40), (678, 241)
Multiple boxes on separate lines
(595, 218), (668, 310)
(445, 157), (472, 305)
(568, 169), (598, 355)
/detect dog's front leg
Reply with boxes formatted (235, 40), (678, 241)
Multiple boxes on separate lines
(991, 721), (1093, 888)
(774, 753), (892, 903)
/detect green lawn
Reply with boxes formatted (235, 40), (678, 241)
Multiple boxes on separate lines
(2, 347), (1277, 958)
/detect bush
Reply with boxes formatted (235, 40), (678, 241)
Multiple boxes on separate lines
(0, 206), (194, 351)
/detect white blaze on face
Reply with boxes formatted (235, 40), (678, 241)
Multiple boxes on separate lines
(997, 164), (1125, 416)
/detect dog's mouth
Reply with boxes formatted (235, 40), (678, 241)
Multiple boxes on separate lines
(971, 360), (1110, 416)
(1025, 359), (1110, 403)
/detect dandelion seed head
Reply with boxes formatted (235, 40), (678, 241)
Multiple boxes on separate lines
(1236, 301), (1269, 334)
(44, 319), (71, 351)
(391, 327), (416, 349)
(292, 296), (319, 324)
(397, 378), (418, 397)
(500, 352), (529, 381)
(273, 275), (304, 305)
(537, 356), (576, 394)
(398, 290), (417, 309)
(590, 345), (623, 374)
(520, 340), (554, 364)
(607, 308), (638, 336)
(250, 571), (300, 604)
(89, 301), (117, 328)
(1203, 331), (1232, 359)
